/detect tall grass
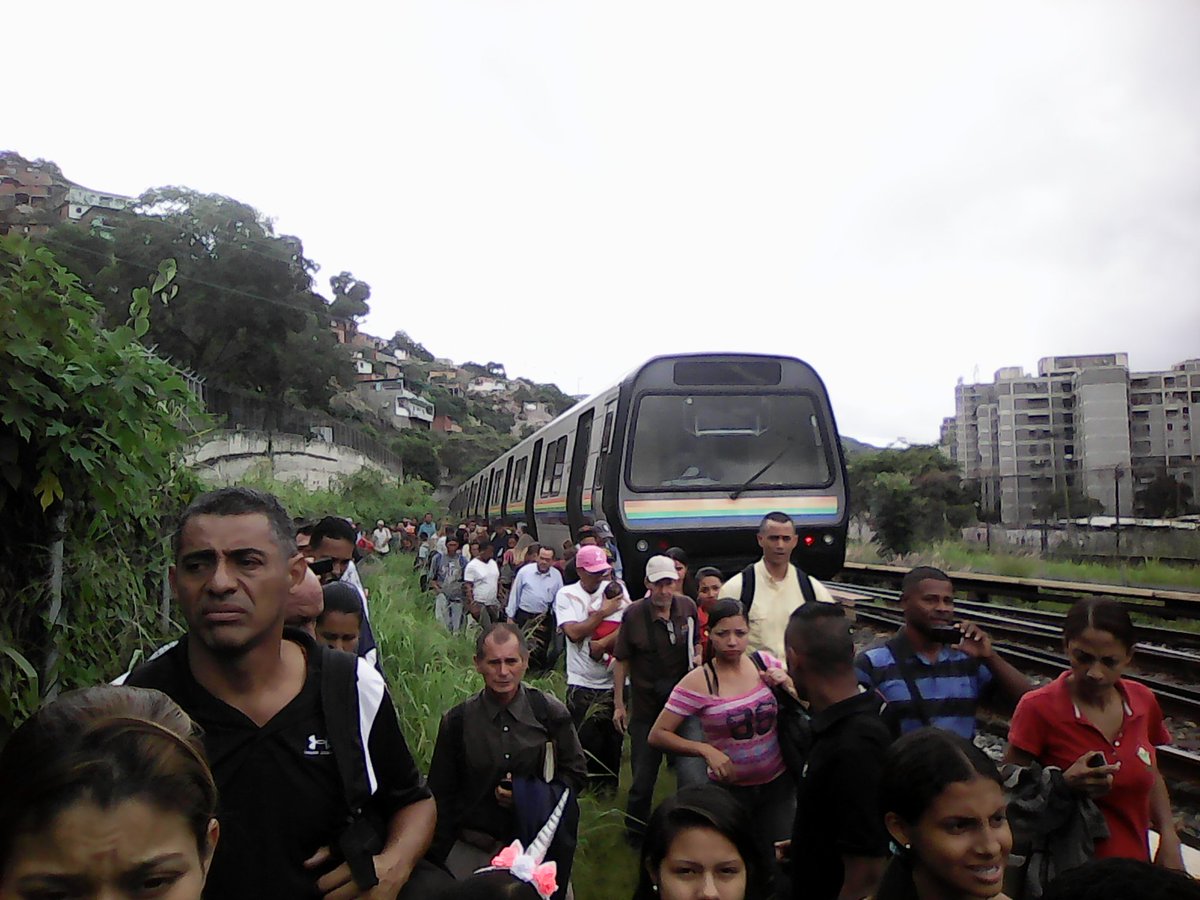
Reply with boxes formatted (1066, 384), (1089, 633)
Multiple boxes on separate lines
(846, 540), (1200, 591)
(360, 557), (645, 900)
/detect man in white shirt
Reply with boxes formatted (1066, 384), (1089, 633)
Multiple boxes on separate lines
(464, 540), (502, 628)
(372, 520), (393, 555)
(554, 544), (628, 795)
(717, 511), (836, 658)
(506, 544), (563, 672)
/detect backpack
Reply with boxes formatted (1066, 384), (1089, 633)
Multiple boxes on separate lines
(320, 646), (385, 889)
(736, 562), (817, 614)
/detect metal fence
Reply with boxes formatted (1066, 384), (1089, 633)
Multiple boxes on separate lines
(195, 382), (405, 475)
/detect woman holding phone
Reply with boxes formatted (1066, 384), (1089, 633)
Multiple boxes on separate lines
(1003, 597), (1184, 869)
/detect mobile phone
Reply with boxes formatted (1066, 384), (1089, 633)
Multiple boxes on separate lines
(309, 557), (335, 577)
(498, 778), (513, 791)
(929, 624), (963, 644)
(1087, 752), (1107, 768)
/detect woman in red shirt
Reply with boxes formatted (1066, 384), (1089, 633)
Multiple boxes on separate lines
(1004, 597), (1184, 870)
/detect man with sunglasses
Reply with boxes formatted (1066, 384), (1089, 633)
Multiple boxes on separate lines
(612, 555), (706, 845)
(554, 544), (628, 796)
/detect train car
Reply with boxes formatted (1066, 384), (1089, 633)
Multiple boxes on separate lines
(448, 353), (848, 587)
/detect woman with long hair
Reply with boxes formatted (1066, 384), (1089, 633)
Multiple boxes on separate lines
(663, 547), (698, 601)
(648, 600), (797, 850)
(0, 685), (219, 899)
(876, 727), (1011, 900)
(633, 784), (774, 900)
(1004, 597), (1184, 869)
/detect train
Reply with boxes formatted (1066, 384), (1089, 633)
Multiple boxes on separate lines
(448, 353), (849, 586)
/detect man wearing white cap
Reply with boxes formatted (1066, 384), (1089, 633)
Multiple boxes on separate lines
(372, 520), (392, 556)
(613, 555), (706, 844)
(553, 544), (629, 795)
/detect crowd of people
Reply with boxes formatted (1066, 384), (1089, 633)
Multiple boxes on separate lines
(0, 486), (1196, 900)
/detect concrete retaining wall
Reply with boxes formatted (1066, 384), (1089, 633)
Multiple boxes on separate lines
(186, 430), (400, 490)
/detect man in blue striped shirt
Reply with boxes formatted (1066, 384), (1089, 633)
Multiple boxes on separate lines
(855, 566), (1031, 739)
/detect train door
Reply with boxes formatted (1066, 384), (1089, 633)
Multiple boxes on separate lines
(524, 439), (544, 540)
(500, 457), (514, 519)
(591, 399), (618, 522)
(566, 409), (594, 536)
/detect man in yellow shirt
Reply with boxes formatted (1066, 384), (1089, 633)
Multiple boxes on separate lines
(717, 512), (835, 659)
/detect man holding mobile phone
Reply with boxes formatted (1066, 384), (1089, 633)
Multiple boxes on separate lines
(855, 566), (1031, 738)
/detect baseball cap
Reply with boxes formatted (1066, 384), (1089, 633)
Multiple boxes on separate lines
(576, 545), (611, 574)
(575, 524), (596, 542)
(593, 521), (614, 541)
(645, 556), (677, 584)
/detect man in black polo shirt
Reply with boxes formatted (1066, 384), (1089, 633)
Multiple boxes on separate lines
(783, 602), (891, 900)
(126, 487), (447, 899)
(612, 555), (706, 845)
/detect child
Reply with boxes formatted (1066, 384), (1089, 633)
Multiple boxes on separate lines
(317, 582), (364, 655)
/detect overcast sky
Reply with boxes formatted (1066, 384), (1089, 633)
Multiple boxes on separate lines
(10, 1), (1199, 445)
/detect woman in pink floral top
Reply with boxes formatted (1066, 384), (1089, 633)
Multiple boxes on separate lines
(649, 599), (798, 847)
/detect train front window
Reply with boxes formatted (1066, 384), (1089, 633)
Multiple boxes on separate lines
(627, 394), (831, 490)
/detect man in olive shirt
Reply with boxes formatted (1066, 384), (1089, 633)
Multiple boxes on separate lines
(427, 623), (586, 878)
(613, 556), (707, 844)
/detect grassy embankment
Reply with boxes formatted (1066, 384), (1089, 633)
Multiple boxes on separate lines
(361, 556), (656, 900)
(846, 540), (1200, 592)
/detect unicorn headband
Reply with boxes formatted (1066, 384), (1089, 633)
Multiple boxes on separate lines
(479, 790), (570, 899)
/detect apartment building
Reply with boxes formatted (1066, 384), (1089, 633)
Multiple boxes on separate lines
(948, 354), (1199, 524)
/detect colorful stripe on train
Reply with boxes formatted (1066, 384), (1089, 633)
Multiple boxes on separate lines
(621, 495), (840, 528)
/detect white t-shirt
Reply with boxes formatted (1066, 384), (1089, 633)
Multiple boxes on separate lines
(372, 528), (392, 553)
(464, 558), (501, 606)
(554, 580), (628, 690)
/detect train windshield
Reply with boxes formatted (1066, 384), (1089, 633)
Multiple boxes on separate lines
(627, 393), (832, 490)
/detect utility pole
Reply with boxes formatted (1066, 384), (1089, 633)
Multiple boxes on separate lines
(1114, 465), (1124, 555)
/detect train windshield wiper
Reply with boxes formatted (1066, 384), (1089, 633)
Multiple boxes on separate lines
(729, 443), (791, 500)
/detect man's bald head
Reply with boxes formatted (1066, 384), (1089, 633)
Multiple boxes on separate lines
(285, 567), (324, 636)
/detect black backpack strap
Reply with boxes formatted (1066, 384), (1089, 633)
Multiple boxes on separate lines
(737, 564), (757, 614)
(794, 565), (817, 606)
(526, 686), (551, 725)
(703, 661), (719, 696)
(886, 634), (933, 728)
(320, 647), (381, 889)
(749, 650), (768, 672)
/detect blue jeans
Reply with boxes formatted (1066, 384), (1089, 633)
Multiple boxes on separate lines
(436, 594), (463, 633)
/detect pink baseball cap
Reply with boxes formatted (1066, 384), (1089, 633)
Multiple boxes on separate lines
(576, 545), (611, 574)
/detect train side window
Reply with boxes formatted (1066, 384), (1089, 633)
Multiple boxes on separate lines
(550, 436), (568, 494)
(540, 444), (556, 495)
(511, 457), (528, 503)
(593, 410), (614, 491)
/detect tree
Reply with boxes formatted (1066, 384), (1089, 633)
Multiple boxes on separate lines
(393, 430), (440, 488)
(1034, 487), (1103, 521)
(328, 271), (371, 319)
(1138, 469), (1195, 518)
(41, 188), (358, 409)
(847, 445), (980, 556)
(1, 236), (204, 729)
(869, 472), (922, 556)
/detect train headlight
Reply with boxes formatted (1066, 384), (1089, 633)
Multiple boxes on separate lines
(823, 534), (835, 545)
(636, 540), (649, 552)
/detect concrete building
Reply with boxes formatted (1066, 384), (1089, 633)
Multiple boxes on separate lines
(947, 354), (1199, 524)
(1, 152), (133, 238)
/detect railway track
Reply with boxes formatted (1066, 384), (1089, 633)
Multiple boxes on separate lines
(847, 602), (1200, 788)
(836, 581), (1200, 676)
